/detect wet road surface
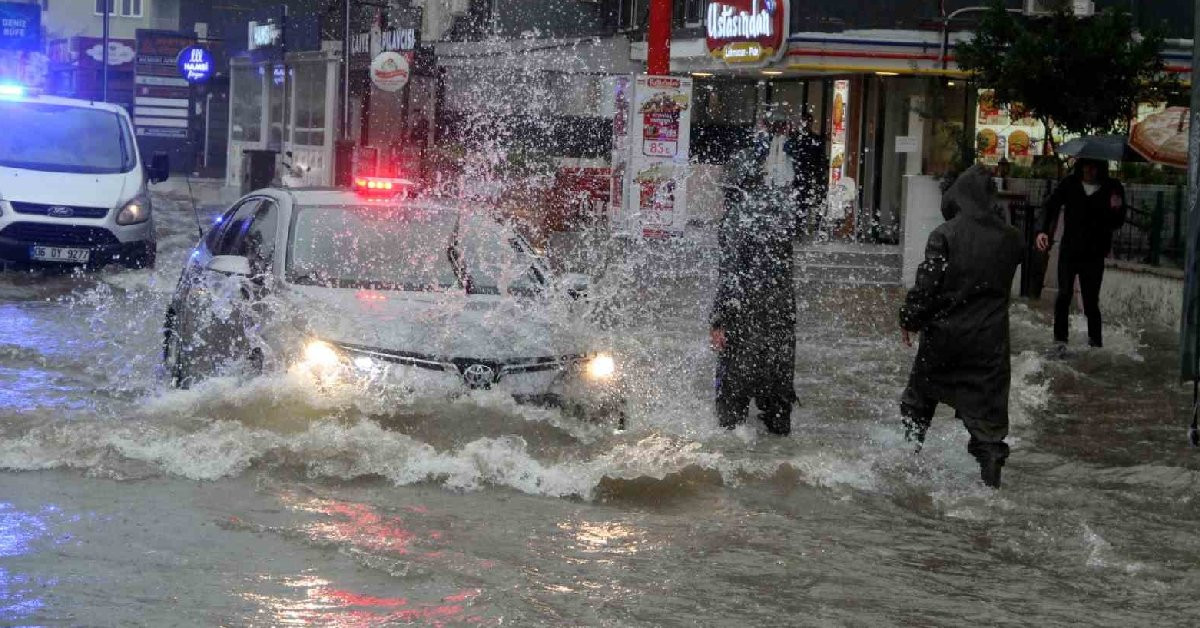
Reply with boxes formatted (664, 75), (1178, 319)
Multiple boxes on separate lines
(2, 187), (1199, 626)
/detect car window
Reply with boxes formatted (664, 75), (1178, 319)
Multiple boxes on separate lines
(203, 206), (241, 252)
(214, 198), (263, 256)
(238, 201), (279, 274)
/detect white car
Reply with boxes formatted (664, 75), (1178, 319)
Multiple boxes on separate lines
(0, 87), (169, 269)
(163, 184), (624, 425)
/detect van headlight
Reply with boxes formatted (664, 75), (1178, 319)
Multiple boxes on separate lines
(116, 195), (151, 225)
(585, 353), (616, 381)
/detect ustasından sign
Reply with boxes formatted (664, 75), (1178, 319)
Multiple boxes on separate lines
(706, 0), (790, 67)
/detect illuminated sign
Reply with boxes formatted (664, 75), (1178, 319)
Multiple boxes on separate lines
(705, 0), (789, 66)
(176, 45), (213, 83)
(0, 2), (40, 52)
(248, 20), (281, 50)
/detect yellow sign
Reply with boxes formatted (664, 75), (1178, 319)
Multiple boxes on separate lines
(718, 42), (770, 63)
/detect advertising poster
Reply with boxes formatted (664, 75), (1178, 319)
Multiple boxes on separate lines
(624, 75), (693, 238)
(974, 89), (1067, 166)
(827, 79), (850, 189)
(134, 30), (194, 140)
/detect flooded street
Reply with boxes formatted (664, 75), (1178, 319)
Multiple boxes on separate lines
(2, 190), (1199, 626)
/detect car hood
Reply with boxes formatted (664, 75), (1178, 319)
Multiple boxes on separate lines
(283, 284), (588, 360)
(0, 167), (132, 209)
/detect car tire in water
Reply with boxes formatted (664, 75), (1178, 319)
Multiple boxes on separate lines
(162, 310), (189, 389)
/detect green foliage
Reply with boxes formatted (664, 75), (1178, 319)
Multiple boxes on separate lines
(957, 0), (1177, 147)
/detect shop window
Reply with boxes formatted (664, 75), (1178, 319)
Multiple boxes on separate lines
(291, 62), (327, 147)
(94, 0), (142, 17)
(230, 64), (263, 144)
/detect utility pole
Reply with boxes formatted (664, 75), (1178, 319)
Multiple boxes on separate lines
(647, 0), (672, 75)
(1184, 0), (1200, 445)
(343, 0), (351, 140)
(101, 0), (110, 102)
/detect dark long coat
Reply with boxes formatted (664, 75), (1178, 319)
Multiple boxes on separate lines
(1041, 174), (1126, 261)
(711, 138), (801, 387)
(901, 166), (1023, 423)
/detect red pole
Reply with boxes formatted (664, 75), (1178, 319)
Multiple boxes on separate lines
(647, 0), (672, 75)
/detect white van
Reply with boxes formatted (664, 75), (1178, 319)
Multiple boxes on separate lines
(0, 89), (169, 269)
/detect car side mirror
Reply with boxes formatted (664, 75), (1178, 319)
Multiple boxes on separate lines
(148, 152), (170, 184)
(207, 255), (252, 276)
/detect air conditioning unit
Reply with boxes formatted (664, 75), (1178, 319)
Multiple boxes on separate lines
(1024, 0), (1095, 17)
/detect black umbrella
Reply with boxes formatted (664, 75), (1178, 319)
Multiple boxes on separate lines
(1057, 134), (1144, 162)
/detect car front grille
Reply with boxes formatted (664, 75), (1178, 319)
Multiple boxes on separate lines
(0, 222), (121, 246)
(9, 201), (110, 219)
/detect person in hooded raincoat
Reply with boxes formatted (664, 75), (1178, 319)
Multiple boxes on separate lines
(900, 165), (1023, 488)
(710, 126), (803, 435)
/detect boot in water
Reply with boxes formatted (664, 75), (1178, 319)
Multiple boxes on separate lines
(979, 456), (1003, 489)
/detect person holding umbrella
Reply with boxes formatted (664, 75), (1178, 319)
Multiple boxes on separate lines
(1036, 156), (1127, 351)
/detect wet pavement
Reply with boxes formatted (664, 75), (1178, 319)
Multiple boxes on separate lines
(1, 186), (1199, 626)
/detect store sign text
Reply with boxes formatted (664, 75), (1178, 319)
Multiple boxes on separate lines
(350, 28), (416, 56)
(705, 0), (789, 66)
(176, 45), (214, 83)
(706, 2), (773, 40)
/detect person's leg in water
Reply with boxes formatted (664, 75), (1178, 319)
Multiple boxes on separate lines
(1077, 256), (1105, 348)
(715, 351), (752, 429)
(1054, 256), (1081, 346)
(755, 359), (795, 436)
(900, 387), (936, 452)
(961, 414), (1010, 488)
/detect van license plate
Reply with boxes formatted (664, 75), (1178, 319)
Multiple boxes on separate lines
(30, 246), (91, 263)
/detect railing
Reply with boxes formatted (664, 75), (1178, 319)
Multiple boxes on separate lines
(1112, 184), (1187, 269)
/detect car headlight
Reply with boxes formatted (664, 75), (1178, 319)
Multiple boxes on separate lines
(301, 340), (341, 369)
(116, 195), (151, 225)
(585, 353), (616, 380)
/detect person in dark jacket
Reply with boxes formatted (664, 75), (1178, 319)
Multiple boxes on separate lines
(900, 165), (1023, 488)
(710, 130), (802, 435)
(790, 110), (829, 234)
(1036, 158), (1126, 349)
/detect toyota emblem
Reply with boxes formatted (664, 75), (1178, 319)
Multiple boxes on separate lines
(462, 363), (496, 389)
(47, 206), (74, 217)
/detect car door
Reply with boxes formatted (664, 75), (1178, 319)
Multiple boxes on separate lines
(184, 197), (264, 377)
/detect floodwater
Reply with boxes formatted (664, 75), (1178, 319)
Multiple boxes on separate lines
(2, 186), (1198, 626)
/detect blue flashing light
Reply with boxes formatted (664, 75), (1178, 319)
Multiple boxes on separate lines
(0, 84), (25, 98)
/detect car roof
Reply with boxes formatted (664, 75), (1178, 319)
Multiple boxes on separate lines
(281, 188), (474, 213)
(0, 93), (131, 116)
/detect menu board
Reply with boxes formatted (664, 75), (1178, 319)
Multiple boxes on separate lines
(827, 80), (850, 188)
(623, 75), (693, 238)
(974, 89), (1074, 166)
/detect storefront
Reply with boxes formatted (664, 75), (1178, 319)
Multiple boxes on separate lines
(226, 8), (338, 188)
(344, 8), (435, 182)
(47, 36), (137, 107)
(631, 1), (972, 242)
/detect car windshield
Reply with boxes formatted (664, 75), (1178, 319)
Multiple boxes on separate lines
(458, 214), (544, 295)
(0, 102), (135, 174)
(288, 204), (546, 294)
(289, 205), (462, 291)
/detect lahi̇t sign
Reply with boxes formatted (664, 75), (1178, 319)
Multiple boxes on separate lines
(176, 46), (213, 84)
(706, 0), (789, 66)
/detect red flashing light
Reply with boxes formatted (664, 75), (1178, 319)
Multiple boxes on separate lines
(356, 290), (387, 302)
(353, 176), (405, 195)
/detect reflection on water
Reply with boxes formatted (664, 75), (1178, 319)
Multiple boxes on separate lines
(244, 572), (485, 626)
(0, 503), (50, 622)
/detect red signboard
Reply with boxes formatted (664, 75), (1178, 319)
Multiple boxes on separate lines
(705, 0), (790, 66)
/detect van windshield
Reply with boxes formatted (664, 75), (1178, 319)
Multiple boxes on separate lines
(0, 102), (136, 174)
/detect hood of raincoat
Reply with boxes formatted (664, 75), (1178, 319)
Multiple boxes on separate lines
(941, 165), (996, 221)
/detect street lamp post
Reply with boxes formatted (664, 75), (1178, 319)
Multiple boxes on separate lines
(102, 0), (110, 102)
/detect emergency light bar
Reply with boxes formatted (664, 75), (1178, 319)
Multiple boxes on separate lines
(352, 176), (412, 197)
(0, 84), (25, 98)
